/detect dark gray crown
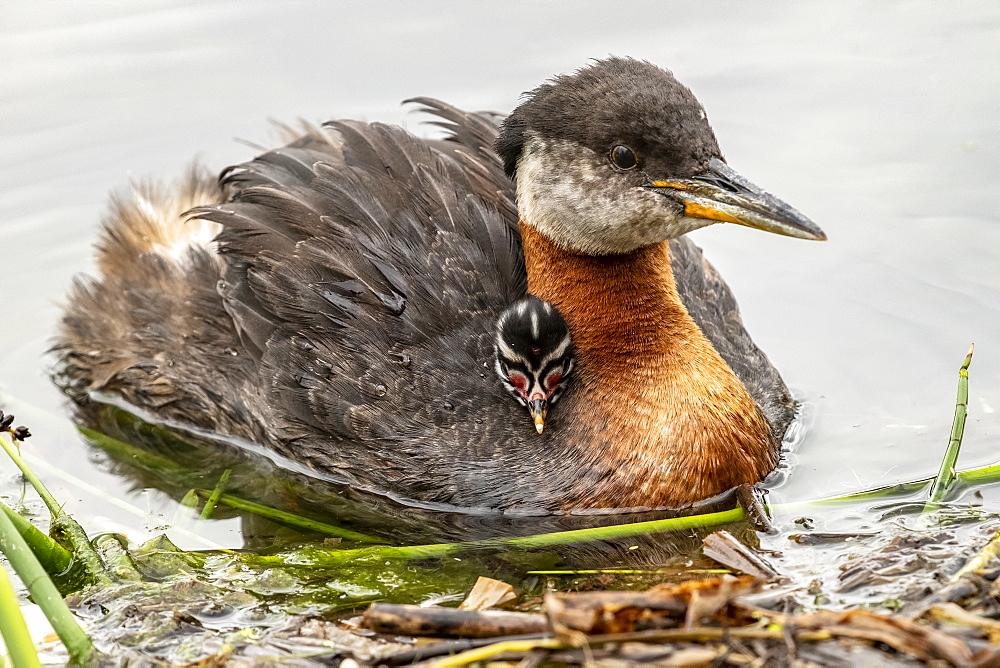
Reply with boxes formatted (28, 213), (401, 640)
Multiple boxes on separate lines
(494, 57), (722, 181)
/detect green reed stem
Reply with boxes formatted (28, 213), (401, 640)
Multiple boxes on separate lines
(0, 434), (61, 516)
(200, 445), (1000, 571)
(0, 503), (71, 575)
(199, 469), (232, 520)
(193, 490), (383, 543)
(0, 494), (95, 665)
(0, 562), (41, 668)
(925, 344), (974, 510)
(0, 433), (110, 586)
(224, 507), (749, 569)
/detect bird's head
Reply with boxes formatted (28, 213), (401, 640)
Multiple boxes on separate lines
(494, 296), (574, 434)
(495, 57), (825, 254)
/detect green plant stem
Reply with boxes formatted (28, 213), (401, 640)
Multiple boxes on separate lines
(202, 453), (1000, 570)
(224, 507), (748, 569)
(527, 568), (728, 575)
(81, 423), (388, 544)
(0, 434), (110, 586)
(0, 434), (61, 516)
(46, 516), (112, 589)
(193, 490), (383, 543)
(199, 469), (232, 520)
(0, 495), (95, 665)
(927, 344), (974, 506)
(19, 445), (226, 551)
(807, 479), (932, 505)
(956, 464), (1000, 487)
(0, 503), (71, 575)
(0, 562), (41, 668)
(802, 459), (1000, 508)
(77, 425), (187, 477)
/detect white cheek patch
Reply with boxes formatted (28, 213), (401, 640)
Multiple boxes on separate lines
(674, 215), (720, 237)
(516, 136), (715, 254)
(494, 356), (509, 383)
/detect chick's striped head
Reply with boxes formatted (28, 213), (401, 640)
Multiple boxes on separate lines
(495, 296), (574, 434)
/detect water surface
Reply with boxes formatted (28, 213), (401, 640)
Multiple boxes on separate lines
(2, 0), (999, 613)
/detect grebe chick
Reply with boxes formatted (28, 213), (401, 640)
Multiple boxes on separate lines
(495, 296), (574, 434)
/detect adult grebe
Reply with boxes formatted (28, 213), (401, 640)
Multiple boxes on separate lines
(57, 58), (824, 514)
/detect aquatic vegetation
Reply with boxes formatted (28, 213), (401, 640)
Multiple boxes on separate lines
(2, 347), (1000, 664)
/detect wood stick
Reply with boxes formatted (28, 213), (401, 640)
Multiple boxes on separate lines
(362, 603), (548, 638)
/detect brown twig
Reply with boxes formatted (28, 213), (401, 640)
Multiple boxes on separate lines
(362, 603), (548, 638)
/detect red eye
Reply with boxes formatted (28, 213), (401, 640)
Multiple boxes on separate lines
(544, 372), (562, 391)
(509, 373), (528, 391)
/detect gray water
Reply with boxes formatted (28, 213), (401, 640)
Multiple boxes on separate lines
(2, 0), (999, 617)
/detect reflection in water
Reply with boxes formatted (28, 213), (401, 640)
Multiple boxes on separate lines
(80, 402), (757, 548)
(74, 401), (775, 614)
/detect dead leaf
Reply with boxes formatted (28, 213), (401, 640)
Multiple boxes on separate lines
(458, 576), (517, 611)
(926, 602), (1000, 645)
(702, 530), (778, 578)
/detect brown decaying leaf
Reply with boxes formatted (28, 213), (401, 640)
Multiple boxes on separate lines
(458, 576), (517, 611)
(702, 529), (778, 578)
(926, 602), (1000, 644)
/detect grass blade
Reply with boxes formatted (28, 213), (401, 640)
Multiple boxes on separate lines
(0, 503), (71, 575)
(193, 489), (384, 543)
(925, 344), (974, 509)
(0, 562), (41, 668)
(0, 494), (95, 665)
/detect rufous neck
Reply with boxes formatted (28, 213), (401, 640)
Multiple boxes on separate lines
(518, 221), (776, 508)
(520, 222), (692, 376)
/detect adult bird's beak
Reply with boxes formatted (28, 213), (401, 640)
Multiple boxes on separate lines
(528, 398), (547, 435)
(647, 157), (826, 241)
